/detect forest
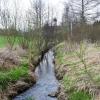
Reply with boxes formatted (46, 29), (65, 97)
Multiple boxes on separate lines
(0, 0), (100, 100)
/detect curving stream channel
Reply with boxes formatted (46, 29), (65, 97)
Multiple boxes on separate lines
(14, 50), (59, 100)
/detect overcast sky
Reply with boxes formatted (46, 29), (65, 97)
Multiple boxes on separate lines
(23, 0), (68, 23)
(1, 0), (99, 28)
(8, 0), (67, 23)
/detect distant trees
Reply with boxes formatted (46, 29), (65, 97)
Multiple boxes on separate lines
(43, 18), (57, 45)
(69, 0), (100, 23)
(62, 3), (74, 40)
(27, 0), (46, 29)
(62, 0), (100, 42)
(89, 21), (100, 42)
(0, 0), (10, 30)
(0, 0), (99, 46)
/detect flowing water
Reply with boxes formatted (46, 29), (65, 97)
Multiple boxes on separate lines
(14, 50), (59, 100)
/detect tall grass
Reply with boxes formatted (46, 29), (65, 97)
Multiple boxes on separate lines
(0, 65), (28, 90)
(0, 35), (22, 48)
(76, 42), (95, 84)
(56, 41), (100, 100)
(0, 36), (7, 48)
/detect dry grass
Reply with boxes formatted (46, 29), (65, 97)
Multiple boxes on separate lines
(56, 41), (100, 100)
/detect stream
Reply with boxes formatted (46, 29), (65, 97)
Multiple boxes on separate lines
(14, 50), (59, 100)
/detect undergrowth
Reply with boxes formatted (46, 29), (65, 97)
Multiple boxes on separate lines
(56, 41), (100, 100)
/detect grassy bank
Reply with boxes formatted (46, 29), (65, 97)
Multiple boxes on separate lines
(0, 64), (28, 90)
(0, 35), (41, 99)
(55, 41), (100, 100)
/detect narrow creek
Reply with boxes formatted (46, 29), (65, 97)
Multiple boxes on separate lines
(14, 50), (59, 100)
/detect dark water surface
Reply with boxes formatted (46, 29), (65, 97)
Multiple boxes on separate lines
(14, 51), (59, 100)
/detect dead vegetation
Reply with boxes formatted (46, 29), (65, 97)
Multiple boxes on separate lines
(55, 41), (100, 100)
(0, 46), (37, 100)
(0, 46), (27, 70)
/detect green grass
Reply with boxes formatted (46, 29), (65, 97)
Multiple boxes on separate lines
(69, 91), (92, 100)
(0, 36), (8, 48)
(63, 75), (92, 100)
(0, 35), (28, 48)
(56, 49), (75, 65)
(0, 35), (20, 48)
(0, 35), (40, 91)
(0, 65), (29, 90)
(0, 36), (30, 90)
(62, 75), (75, 91)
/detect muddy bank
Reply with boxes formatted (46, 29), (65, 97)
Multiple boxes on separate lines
(14, 50), (60, 100)
(55, 64), (67, 100)
(0, 47), (64, 100)
(0, 75), (36, 100)
(8, 48), (54, 100)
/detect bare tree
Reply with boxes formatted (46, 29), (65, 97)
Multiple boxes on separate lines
(70, 0), (100, 23)
(62, 2), (76, 40)
(0, 0), (11, 30)
(62, 0), (100, 41)
(12, 0), (19, 29)
(29, 0), (46, 29)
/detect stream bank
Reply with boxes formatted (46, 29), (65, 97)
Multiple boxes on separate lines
(14, 50), (60, 100)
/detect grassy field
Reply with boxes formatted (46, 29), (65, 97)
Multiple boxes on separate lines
(55, 42), (100, 100)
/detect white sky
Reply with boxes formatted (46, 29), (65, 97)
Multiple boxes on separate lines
(46, 0), (66, 22)
(1, 0), (99, 26)
(9, 0), (67, 23)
